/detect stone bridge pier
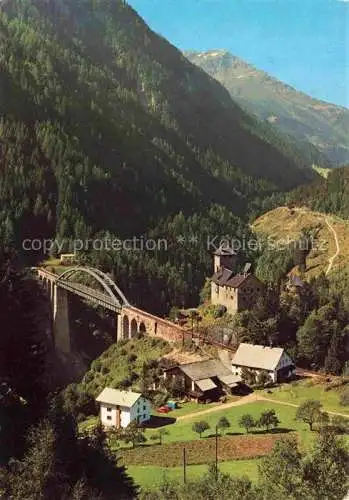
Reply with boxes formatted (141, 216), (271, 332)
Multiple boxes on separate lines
(53, 286), (71, 353)
(38, 272), (71, 353)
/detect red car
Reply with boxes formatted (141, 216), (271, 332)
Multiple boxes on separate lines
(157, 405), (171, 413)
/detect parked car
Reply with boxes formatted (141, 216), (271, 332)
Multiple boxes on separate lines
(157, 406), (171, 413)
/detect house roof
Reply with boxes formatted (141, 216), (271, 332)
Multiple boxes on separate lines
(96, 388), (142, 408)
(289, 275), (304, 287)
(211, 268), (254, 289)
(217, 374), (242, 387)
(231, 343), (287, 371)
(196, 378), (217, 392)
(179, 359), (233, 381)
(214, 246), (237, 256)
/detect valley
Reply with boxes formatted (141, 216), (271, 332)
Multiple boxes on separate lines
(0, 0), (348, 498)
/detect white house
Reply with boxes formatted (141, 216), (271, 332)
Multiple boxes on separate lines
(231, 343), (295, 383)
(96, 388), (151, 428)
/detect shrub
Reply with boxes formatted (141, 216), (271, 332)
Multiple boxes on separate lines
(91, 360), (102, 372)
(128, 354), (137, 363)
(100, 365), (110, 375)
(129, 371), (139, 382)
(258, 409), (280, 432)
(331, 415), (348, 434)
(217, 416), (230, 434)
(213, 305), (227, 319)
(192, 421), (210, 438)
(239, 414), (255, 434)
(117, 377), (132, 389)
(83, 372), (94, 384)
(340, 387), (349, 407)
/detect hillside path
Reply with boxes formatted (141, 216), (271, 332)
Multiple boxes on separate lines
(176, 393), (259, 421)
(258, 395), (349, 419)
(175, 393), (349, 421)
(325, 217), (340, 275)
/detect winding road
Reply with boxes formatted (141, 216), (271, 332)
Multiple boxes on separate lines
(325, 217), (340, 275)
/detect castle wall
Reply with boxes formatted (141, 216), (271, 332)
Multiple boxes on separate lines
(211, 275), (263, 315)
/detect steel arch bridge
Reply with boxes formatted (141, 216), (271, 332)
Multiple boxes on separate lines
(53, 266), (130, 312)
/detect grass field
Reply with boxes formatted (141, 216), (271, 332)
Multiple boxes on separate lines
(127, 459), (260, 489)
(312, 165), (331, 179)
(142, 400), (313, 449)
(259, 379), (349, 415)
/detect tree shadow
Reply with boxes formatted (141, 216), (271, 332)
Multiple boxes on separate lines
(250, 427), (293, 435)
(144, 416), (176, 429)
(305, 263), (321, 273)
(205, 431), (243, 438)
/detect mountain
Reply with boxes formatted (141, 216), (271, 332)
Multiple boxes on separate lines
(0, 0), (318, 251)
(185, 50), (349, 166)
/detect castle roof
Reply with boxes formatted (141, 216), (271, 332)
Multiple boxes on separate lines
(213, 246), (237, 256)
(211, 267), (257, 289)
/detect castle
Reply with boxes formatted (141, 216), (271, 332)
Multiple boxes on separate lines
(211, 247), (263, 315)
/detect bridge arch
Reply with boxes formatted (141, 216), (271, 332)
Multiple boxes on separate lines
(130, 318), (138, 338)
(56, 266), (130, 308)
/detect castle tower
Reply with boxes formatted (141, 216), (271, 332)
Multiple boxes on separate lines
(213, 246), (237, 273)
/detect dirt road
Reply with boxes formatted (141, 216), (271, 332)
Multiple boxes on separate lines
(176, 393), (259, 421)
(325, 217), (340, 275)
(175, 392), (349, 421)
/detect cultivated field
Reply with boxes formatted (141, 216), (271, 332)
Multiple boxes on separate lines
(121, 433), (287, 467)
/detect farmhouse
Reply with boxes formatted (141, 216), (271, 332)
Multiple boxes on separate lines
(96, 388), (151, 428)
(164, 359), (244, 402)
(231, 343), (295, 383)
(59, 253), (77, 265)
(211, 247), (263, 315)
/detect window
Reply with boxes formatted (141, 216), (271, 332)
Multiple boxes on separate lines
(107, 416), (112, 421)
(143, 414), (146, 420)
(107, 407), (112, 412)
(143, 405), (146, 411)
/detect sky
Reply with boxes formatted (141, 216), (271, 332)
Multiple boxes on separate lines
(128, 0), (348, 108)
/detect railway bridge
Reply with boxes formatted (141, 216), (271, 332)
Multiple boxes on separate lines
(35, 266), (186, 353)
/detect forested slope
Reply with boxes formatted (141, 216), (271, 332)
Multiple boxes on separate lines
(0, 0), (316, 249)
(288, 166), (349, 219)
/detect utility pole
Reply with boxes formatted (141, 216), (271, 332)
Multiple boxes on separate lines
(183, 447), (187, 484)
(215, 425), (218, 481)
